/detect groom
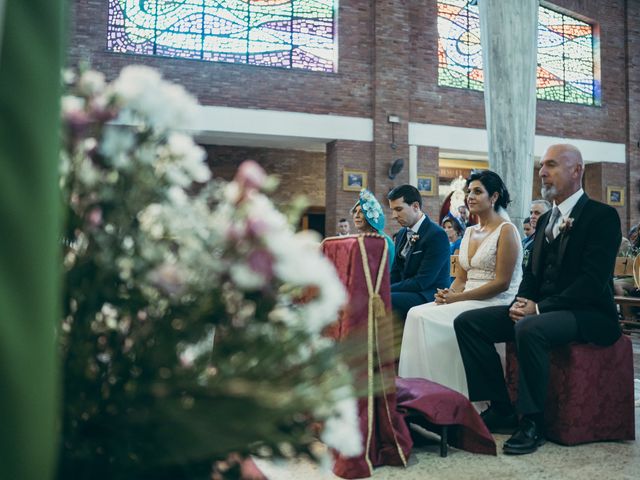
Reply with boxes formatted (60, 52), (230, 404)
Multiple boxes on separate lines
(454, 144), (621, 455)
(387, 184), (450, 320)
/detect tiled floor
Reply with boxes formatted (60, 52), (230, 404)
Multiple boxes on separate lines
(256, 333), (640, 480)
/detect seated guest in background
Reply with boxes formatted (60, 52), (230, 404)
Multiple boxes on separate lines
(528, 199), (551, 235)
(522, 200), (551, 268)
(614, 224), (640, 296)
(351, 189), (395, 268)
(337, 218), (351, 236)
(457, 204), (471, 227)
(454, 144), (621, 455)
(521, 217), (534, 267)
(522, 217), (533, 241)
(399, 171), (522, 398)
(387, 185), (450, 321)
(442, 216), (464, 254)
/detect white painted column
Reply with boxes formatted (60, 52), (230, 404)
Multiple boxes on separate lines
(478, 0), (538, 228)
(409, 144), (418, 187)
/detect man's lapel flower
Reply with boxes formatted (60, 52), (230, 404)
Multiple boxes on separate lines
(409, 233), (420, 244)
(559, 217), (574, 234)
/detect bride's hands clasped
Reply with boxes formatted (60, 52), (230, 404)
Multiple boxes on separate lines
(434, 288), (461, 305)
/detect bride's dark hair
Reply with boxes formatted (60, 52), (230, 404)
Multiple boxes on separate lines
(466, 170), (511, 211)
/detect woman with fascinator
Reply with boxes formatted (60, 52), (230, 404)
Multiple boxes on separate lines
(399, 170), (522, 397)
(351, 189), (396, 268)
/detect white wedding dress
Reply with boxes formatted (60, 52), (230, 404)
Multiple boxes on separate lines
(398, 221), (523, 397)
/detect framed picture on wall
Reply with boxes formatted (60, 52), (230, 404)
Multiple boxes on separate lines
(343, 168), (367, 191)
(606, 186), (624, 206)
(417, 175), (436, 196)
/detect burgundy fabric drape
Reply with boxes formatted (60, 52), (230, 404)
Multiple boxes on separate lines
(322, 235), (496, 477)
(322, 235), (412, 479)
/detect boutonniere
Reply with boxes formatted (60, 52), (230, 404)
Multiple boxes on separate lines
(558, 217), (574, 233)
(409, 233), (420, 244)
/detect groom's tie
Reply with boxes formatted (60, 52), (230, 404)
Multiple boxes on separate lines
(544, 206), (561, 243)
(401, 228), (414, 258)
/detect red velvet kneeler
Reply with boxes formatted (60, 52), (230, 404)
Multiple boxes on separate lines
(506, 335), (635, 445)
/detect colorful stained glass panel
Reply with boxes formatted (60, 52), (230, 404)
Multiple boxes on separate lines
(437, 0), (600, 105)
(107, 0), (337, 72)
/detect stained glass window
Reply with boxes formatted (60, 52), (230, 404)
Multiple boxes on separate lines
(107, 1), (338, 72)
(437, 0), (600, 105)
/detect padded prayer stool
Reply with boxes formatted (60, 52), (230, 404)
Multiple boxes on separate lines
(505, 335), (635, 445)
(396, 377), (496, 457)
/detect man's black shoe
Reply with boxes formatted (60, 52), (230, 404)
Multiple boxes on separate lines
(480, 406), (518, 434)
(503, 417), (545, 455)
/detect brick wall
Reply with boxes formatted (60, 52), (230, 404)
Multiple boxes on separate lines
(204, 146), (325, 208)
(325, 140), (375, 236)
(417, 146), (441, 220)
(67, 0), (637, 233)
(584, 162), (628, 234)
(69, 1), (628, 142)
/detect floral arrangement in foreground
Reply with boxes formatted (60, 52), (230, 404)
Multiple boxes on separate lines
(59, 65), (360, 479)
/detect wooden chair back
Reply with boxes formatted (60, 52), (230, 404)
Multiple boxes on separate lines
(615, 255), (640, 288)
(450, 254), (460, 278)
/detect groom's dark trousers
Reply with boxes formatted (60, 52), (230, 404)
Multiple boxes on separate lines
(454, 194), (622, 416)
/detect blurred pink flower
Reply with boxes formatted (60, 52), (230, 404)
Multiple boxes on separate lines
(87, 206), (103, 228)
(247, 249), (274, 282)
(235, 160), (266, 191)
(148, 263), (186, 297)
(225, 224), (246, 242)
(64, 110), (92, 138)
(246, 217), (270, 237)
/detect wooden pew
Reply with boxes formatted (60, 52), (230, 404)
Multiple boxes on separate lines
(613, 255), (640, 333)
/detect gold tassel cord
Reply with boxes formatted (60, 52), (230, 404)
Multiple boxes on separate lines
(356, 236), (407, 470)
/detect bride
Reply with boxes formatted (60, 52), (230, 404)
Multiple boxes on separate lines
(398, 170), (522, 397)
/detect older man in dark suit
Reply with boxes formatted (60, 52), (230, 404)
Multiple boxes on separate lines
(387, 185), (450, 320)
(454, 144), (621, 455)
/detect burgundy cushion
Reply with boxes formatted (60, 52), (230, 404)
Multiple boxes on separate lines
(396, 377), (497, 455)
(506, 335), (635, 445)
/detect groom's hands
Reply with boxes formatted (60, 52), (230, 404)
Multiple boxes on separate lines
(509, 296), (537, 322)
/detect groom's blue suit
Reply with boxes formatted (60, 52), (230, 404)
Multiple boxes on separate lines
(390, 215), (450, 319)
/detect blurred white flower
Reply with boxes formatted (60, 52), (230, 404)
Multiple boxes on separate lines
(101, 303), (119, 330)
(111, 65), (198, 132)
(100, 126), (136, 164)
(167, 186), (188, 206)
(78, 70), (106, 96)
(138, 204), (163, 230)
(179, 327), (215, 368)
(117, 257), (134, 281)
(61, 95), (85, 116)
(148, 263), (187, 297)
(230, 263), (266, 291)
(77, 159), (101, 187)
(321, 395), (362, 457)
(63, 69), (76, 85)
